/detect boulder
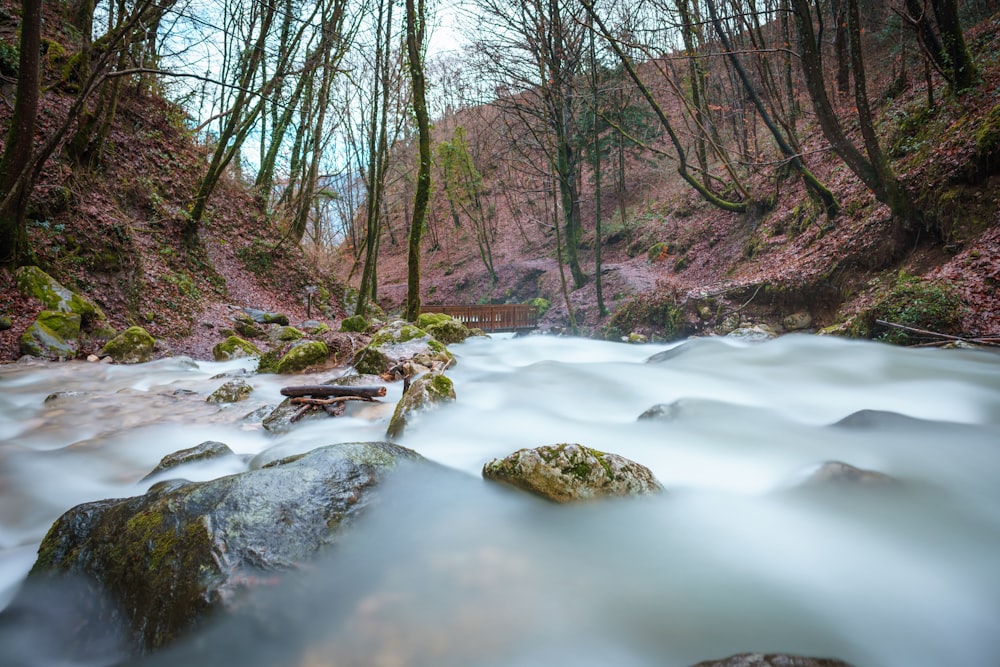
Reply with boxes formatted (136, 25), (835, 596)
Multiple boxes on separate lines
(206, 379), (254, 404)
(99, 326), (156, 364)
(212, 336), (262, 361)
(415, 313), (474, 344)
(244, 308), (289, 326)
(353, 320), (453, 376)
(270, 325), (305, 342)
(19, 311), (81, 359)
(14, 266), (105, 325)
(690, 653), (856, 667)
(28, 442), (425, 654)
(482, 443), (664, 503)
(273, 340), (329, 374)
(386, 372), (456, 439)
(782, 311), (813, 331)
(141, 441), (236, 481)
(339, 314), (370, 333)
(0, 314), (11, 331)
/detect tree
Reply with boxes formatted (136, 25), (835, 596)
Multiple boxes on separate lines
(404, 0), (431, 322)
(436, 127), (497, 283)
(904, 0), (980, 92)
(0, 0), (41, 267)
(791, 0), (920, 233)
(469, 0), (589, 288)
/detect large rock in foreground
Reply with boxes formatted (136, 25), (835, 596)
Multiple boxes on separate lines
(28, 441), (425, 655)
(482, 443), (664, 503)
(691, 653), (856, 667)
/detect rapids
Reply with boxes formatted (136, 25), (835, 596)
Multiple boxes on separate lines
(1, 333), (999, 667)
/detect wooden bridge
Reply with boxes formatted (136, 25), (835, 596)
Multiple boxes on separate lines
(421, 304), (539, 333)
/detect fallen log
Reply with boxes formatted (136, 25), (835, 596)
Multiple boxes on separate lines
(281, 385), (387, 399)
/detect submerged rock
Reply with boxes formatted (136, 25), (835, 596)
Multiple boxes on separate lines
(386, 372), (456, 439)
(206, 379), (254, 404)
(482, 443), (664, 503)
(141, 441), (236, 481)
(690, 653), (856, 667)
(28, 442), (426, 654)
(796, 461), (898, 488)
(726, 324), (778, 342)
(99, 326), (156, 364)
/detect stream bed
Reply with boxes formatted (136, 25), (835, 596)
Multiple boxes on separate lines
(1, 333), (999, 667)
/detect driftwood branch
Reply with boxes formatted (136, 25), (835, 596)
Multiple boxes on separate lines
(282, 384), (386, 422)
(281, 385), (386, 398)
(875, 320), (1000, 348)
(290, 395), (376, 406)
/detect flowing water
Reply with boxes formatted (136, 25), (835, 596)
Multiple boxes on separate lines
(1, 333), (999, 667)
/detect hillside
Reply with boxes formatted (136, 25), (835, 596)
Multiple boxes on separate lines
(0, 0), (346, 361)
(353, 13), (1000, 344)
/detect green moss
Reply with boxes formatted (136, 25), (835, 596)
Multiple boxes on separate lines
(14, 265), (105, 324)
(273, 326), (304, 342)
(212, 336), (262, 361)
(274, 341), (329, 373)
(340, 315), (369, 333)
(416, 313), (451, 328)
(100, 326), (155, 363)
(851, 272), (965, 344)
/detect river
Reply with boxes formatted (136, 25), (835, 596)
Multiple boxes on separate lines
(1, 333), (999, 667)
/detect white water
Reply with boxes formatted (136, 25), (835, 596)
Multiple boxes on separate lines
(1, 334), (999, 667)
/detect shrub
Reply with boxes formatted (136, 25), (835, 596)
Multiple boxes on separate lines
(853, 273), (965, 345)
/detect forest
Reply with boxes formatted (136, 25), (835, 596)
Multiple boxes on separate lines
(0, 0), (998, 357)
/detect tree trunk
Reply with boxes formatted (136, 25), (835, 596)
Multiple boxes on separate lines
(404, 0), (431, 322)
(0, 0), (42, 267)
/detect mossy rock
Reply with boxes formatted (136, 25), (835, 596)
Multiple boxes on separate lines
(0, 315), (12, 331)
(274, 340), (329, 374)
(416, 313), (473, 345)
(206, 379), (254, 404)
(19, 313), (80, 359)
(482, 443), (664, 503)
(233, 320), (265, 339)
(386, 372), (457, 439)
(99, 326), (156, 364)
(37, 310), (82, 342)
(14, 266), (106, 325)
(243, 309), (290, 326)
(271, 326), (305, 342)
(353, 320), (453, 376)
(27, 442), (427, 654)
(340, 315), (369, 333)
(212, 336), (262, 361)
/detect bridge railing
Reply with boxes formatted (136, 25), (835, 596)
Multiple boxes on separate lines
(421, 304), (539, 332)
